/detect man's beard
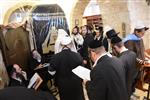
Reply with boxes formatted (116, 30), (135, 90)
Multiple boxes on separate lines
(73, 32), (77, 35)
(16, 73), (25, 81)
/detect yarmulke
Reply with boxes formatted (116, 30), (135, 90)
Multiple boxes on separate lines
(111, 36), (122, 44)
(88, 39), (103, 49)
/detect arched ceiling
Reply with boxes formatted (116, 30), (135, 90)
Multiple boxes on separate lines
(71, 0), (89, 29)
(3, 2), (34, 25)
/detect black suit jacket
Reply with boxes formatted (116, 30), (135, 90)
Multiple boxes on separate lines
(9, 77), (28, 87)
(80, 33), (94, 61)
(86, 55), (128, 100)
(50, 49), (85, 100)
(119, 50), (138, 96)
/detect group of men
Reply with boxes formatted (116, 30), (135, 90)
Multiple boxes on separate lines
(51, 21), (149, 100)
(0, 20), (149, 100)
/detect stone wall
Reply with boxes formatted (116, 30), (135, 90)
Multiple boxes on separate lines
(127, 0), (150, 49)
(71, 0), (130, 37)
(71, 0), (150, 48)
(71, 0), (89, 30)
(99, 0), (130, 38)
(2, 0), (149, 48)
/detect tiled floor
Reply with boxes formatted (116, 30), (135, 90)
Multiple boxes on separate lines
(134, 84), (149, 100)
(54, 83), (149, 100)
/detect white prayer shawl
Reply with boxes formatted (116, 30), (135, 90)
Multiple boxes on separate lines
(54, 29), (77, 54)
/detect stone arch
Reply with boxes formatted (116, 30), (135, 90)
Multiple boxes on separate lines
(71, 0), (131, 37)
(71, 0), (89, 30)
(3, 2), (34, 25)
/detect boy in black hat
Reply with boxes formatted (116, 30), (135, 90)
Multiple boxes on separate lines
(84, 39), (128, 100)
(111, 36), (138, 99)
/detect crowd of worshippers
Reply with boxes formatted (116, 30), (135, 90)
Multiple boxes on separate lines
(0, 20), (150, 100)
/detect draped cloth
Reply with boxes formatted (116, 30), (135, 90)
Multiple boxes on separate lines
(0, 50), (9, 89)
(54, 29), (77, 54)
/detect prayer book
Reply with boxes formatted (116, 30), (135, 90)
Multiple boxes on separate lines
(72, 66), (91, 80)
(27, 73), (43, 90)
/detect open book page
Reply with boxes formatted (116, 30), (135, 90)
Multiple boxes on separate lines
(72, 66), (91, 81)
(27, 73), (43, 90)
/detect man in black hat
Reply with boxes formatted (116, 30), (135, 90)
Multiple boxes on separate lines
(93, 26), (109, 52)
(111, 36), (138, 99)
(84, 39), (128, 100)
(103, 26), (119, 52)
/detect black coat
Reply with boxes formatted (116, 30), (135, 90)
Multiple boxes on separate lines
(119, 50), (138, 97)
(28, 54), (53, 92)
(86, 55), (128, 100)
(80, 33), (94, 69)
(80, 34), (94, 60)
(8, 78), (28, 87)
(124, 39), (145, 60)
(50, 49), (85, 100)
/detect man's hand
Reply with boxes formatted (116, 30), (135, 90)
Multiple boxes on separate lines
(34, 64), (43, 70)
(21, 71), (27, 80)
(83, 79), (88, 85)
(83, 60), (87, 65)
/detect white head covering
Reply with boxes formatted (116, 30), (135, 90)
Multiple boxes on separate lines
(135, 21), (149, 30)
(60, 35), (72, 45)
(54, 29), (77, 54)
